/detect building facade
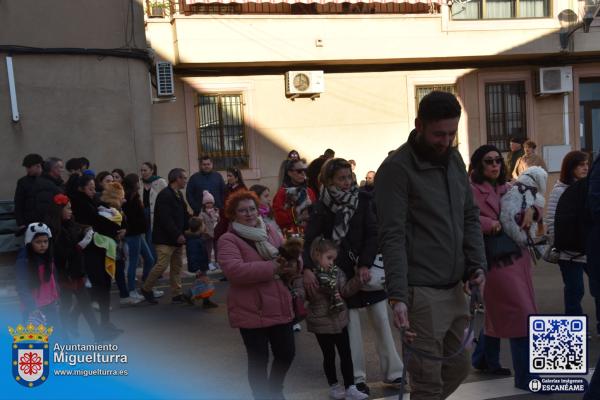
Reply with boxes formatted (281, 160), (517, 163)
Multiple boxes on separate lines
(0, 0), (153, 199)
(146, 0), (600, 192)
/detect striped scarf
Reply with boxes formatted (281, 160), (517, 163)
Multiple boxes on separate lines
(320, 185), (359, 244)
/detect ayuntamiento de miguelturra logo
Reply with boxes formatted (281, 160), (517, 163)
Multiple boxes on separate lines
(9, 323), (53, 388)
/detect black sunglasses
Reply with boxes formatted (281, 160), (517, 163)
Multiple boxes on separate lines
(483, 157), (504, 166)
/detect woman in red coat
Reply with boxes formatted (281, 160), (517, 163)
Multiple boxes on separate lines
(469, 145), (540, 391)
(272, 159), (316, 238)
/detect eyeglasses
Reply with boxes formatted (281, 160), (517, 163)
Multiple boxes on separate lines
(483, 157), (504, 166)
(236, 206), (258, 215)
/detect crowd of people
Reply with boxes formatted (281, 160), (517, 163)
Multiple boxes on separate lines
(12, 91), (600, 400)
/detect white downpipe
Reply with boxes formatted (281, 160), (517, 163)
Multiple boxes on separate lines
(563, 93), (570, 146)
(6, 56), (20, 122)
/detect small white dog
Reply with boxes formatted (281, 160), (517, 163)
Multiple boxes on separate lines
(500, 166), (548, 246)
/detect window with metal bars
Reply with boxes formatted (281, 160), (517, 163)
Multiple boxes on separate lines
(196, 94), (249, 170)
(415, 85), (457, 114)
(415, 85), (460, 145)
(485, 82), (527, 152)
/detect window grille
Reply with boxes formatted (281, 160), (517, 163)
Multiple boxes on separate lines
(196, 94), (249, 170)
(485, 82), (527, 152)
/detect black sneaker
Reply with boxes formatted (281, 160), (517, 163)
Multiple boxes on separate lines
(202, 299), (218, 309)
(95, 326), (122, 342)
(172, 295), (186, 304)
(182, 293), (194, 305)
(140, 288), (158, 304)
(355, 382), (370, 395)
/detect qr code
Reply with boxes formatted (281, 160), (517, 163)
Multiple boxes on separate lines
(529, 316), (587, 374)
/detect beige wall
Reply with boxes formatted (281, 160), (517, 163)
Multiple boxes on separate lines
(0, 0), (152, 199)
(153, 69), (472, 194)
(152, 63), (600, 196)
(147, 0), (600, 195)
(146, 0), (600, 66)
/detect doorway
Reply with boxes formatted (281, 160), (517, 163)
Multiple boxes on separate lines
(579, 78), (600, 160)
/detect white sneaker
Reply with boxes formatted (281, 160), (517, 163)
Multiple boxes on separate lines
(329, 383), (345, 400)
(91, 301), (99, 311)
(120, 296), (142, 306)
(130, 291), (144, 300)
(293, 323), (302, 332)
(153, 289), (164, 298)
(345, 385), (369, 400)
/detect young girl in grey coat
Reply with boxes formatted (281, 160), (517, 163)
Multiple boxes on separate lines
(299, 238), (367, 400)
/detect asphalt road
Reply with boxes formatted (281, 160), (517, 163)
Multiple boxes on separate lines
(102, 262), (600, 399)
(1, 258), (598, 399)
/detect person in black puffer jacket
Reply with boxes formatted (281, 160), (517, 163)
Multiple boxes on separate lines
(43, 193), (116, 342)
(14, 153), (44, 232)
(70, 174), (124, 337)
(302, 158), (404, 395)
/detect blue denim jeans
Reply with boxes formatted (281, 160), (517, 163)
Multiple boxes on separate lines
(472, 331), (502, 370)
(124, 234), (156, 291)
(144, 207), (157, 262)
(559, 260), (600, 333)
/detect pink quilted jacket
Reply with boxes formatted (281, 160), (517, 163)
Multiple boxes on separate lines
(217, 225), (294, 329)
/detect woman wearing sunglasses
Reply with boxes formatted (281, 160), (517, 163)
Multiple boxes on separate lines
(273, 159), (316, 238)
(469, 144), (539, 390)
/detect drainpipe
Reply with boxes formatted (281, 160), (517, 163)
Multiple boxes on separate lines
(6, 56), (19, 123)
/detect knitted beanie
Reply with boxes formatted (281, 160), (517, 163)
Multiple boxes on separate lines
(202, 190), (215, 205)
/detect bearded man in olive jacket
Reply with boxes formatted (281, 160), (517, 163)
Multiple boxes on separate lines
(375, 91), (486, 400)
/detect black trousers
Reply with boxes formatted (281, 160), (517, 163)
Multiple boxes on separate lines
(59, 282), (99, 339)
(239, 322), (295, 400)
(84, 246), (112, 325)
(315, 327), (354, 388)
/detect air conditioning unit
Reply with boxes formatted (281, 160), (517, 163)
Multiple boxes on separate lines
(537, 66), (573, 94)
(156, 61), (174, 97)
(285, 71), (325, 96)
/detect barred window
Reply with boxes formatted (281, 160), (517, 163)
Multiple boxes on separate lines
(415, 85), (459, 145)
(196, 94), (249, 170)
(415, 85), (458, 113)
(485, 82), (527, 152)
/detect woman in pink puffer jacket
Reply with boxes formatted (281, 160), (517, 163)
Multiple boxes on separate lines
(217, 190), (297, 400)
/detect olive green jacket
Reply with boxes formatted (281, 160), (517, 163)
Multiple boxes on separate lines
(375, 131), (486, 304)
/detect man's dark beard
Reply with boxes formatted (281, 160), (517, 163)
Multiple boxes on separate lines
(408, 130), (452, 166)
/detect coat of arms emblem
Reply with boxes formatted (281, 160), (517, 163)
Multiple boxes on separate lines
(8, 323), (53, 388)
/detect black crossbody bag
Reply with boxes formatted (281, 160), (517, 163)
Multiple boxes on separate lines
(483, 209), (521, 268)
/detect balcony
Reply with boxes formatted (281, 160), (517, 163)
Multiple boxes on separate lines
(145, 0), (440, 16)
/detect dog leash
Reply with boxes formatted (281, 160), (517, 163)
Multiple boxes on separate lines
(396, 285), (483, 399)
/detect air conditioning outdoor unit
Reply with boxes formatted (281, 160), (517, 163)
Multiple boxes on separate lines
(537, 66), (573, 94)
(156, 61), (174, 97)
(285, 71), (325, 96)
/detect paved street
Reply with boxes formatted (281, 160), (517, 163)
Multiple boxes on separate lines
(0, 255), (598, 399)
